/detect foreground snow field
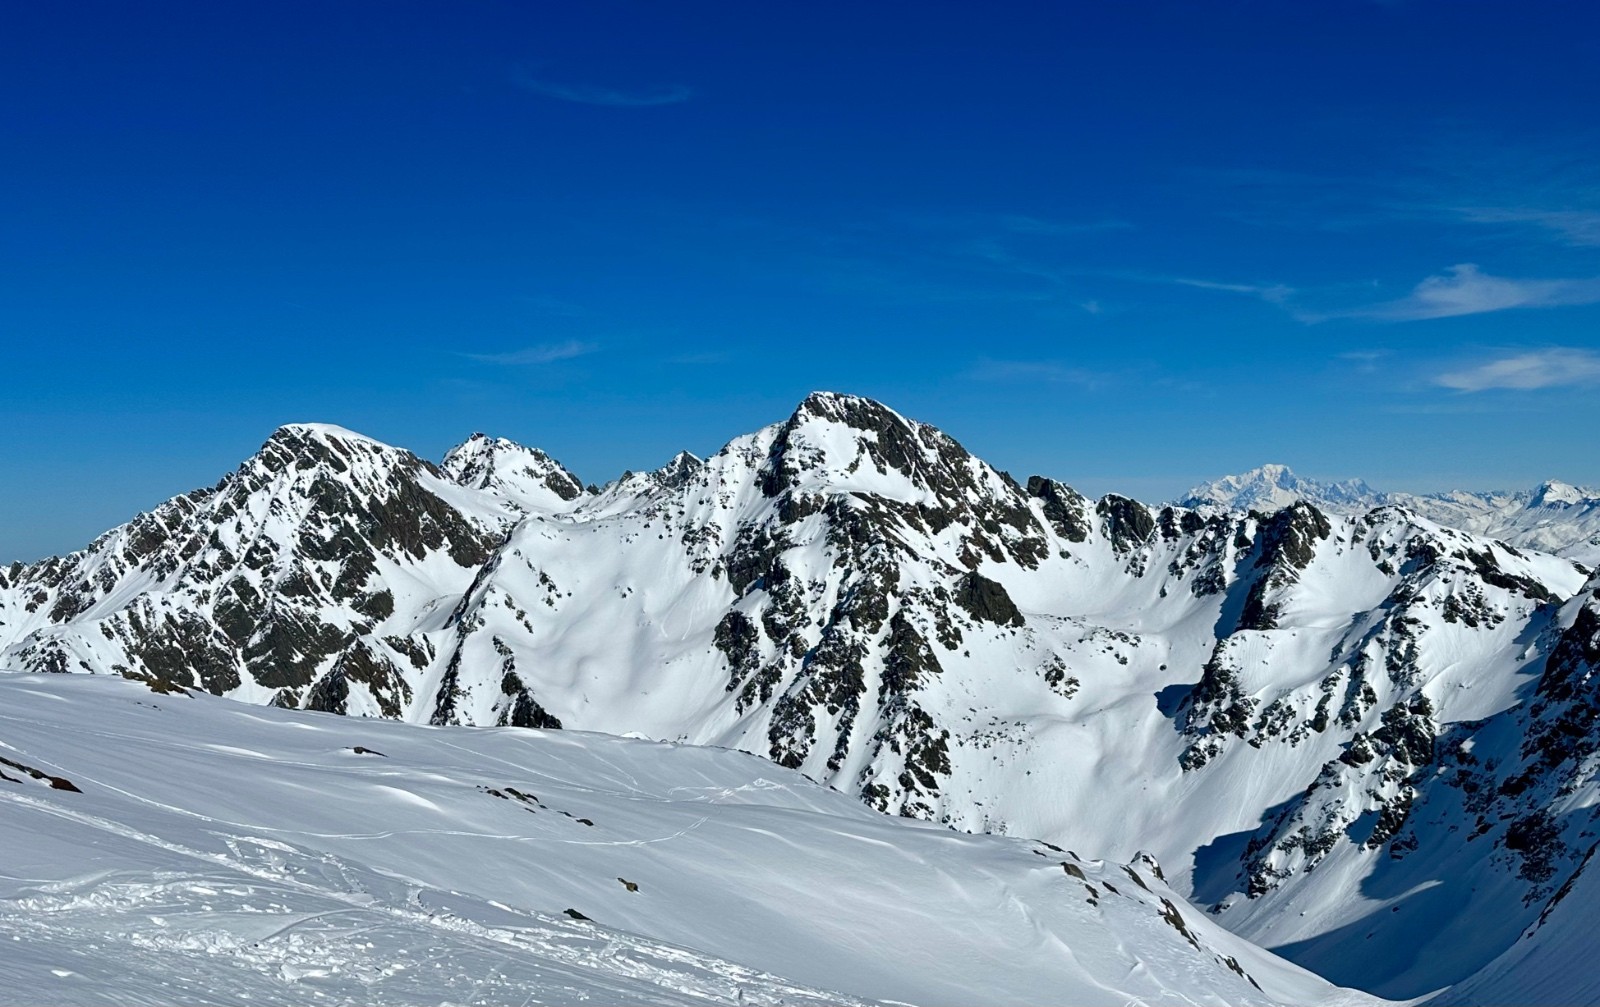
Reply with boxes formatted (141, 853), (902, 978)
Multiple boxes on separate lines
(0, 674), (1380, 1007)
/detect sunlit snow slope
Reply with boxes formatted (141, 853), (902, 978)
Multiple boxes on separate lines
(4, 393), (1600, 1000)
(0, 674), (1378, 1007)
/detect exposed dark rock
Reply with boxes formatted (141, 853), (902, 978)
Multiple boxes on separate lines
(125, 608), (243, 695)
(714, 610), (761, 691)
(0, 754), (80, 792)
(952, 571), (1024, 627)
(1097, 495), (1156, 553)
(1180, 642), (1256, 767)
(881, 611), (944, 697)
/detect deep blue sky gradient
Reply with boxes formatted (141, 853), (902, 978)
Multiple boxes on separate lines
(5, 1), (1600, 560)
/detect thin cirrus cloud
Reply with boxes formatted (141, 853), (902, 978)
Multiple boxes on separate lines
(512, 71), (694, 107)
(1169, 276), (1295, 304)
(465, 340), (598, 365)
(1455, 207), (1600, 248)
(1434, 348), (1600, 392)
(1329, 264), (1600, 322)
(969, 358), (1106, 387)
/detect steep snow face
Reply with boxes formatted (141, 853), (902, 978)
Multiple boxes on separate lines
(0, 674), (1377, 1007)
(1439, 814), (1600, 1007)
(5, 394), (1600, 1000)
(1182, 466), (1600, 565)
(1349, 573), (1600, 1006)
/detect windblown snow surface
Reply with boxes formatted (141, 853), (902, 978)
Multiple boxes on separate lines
(0, 675), (1375, 1007)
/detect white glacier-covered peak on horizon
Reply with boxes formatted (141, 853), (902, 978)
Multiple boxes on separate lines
(1529, 479), (1597, 508)
(1178, 464), (1384, 514)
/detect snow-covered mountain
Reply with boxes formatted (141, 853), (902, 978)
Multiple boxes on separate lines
(1182, 465), (1600, 566)
(0, 674), (1372, 1006)
(5, 392), (1600, 1001)
(1181, 464), (1386, 515)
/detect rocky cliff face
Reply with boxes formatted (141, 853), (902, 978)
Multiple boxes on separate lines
(4, 394), (1599, 1000)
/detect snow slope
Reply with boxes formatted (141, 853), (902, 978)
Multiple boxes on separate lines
(0, 674), (1376, 1007)
(5, 393), (1600, 1000)
(1438, 841), (1600, 1007)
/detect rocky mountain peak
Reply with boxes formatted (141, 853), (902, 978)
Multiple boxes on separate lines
(440, 433), (584, 511)
(254, 422), (425, 481)
(652, 450), (705, 490)
(759, 392), (1000, 506)
(791, 389), (902, 426)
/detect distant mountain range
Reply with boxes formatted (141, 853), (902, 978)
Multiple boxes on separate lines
(4, 392), (1600, 1004)
(1181, 464), (1600, 565)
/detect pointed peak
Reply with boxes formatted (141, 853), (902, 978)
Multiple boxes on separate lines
(441, 433), (583, 507)
(652, 451), (704, 488)
(443, 431), (542, 464)
(745, 391), (1023, 509)
(1530, 480), (1597, 508)
(789, 391), (909, 431)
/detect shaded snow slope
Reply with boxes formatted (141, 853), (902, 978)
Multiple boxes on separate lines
(0, 674), (1377, 1007)
(1438, 836), (1600, 1006)
(5, 393), (1600, 999)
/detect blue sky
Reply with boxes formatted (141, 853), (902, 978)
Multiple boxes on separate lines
(5, 1), (1600, 561)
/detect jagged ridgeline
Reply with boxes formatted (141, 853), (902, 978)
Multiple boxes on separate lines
(2, 392), (1599, 999)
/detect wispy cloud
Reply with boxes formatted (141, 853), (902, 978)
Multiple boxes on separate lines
(1337, 349), (1390, 373)
(1455, 207), (1600, 247)
(969, 359), (1107, 387)
(1184, 134), (1600, 252)
(1434, 348), (1600, 392)
(996, 214), (1132, 236)
(1170, 277), (1295, 304)
(513, 72), (693, 107)
(465, 340), (598, 365)
(1150, 263), (1600, 325)
(1341, 264), (1600, 321)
